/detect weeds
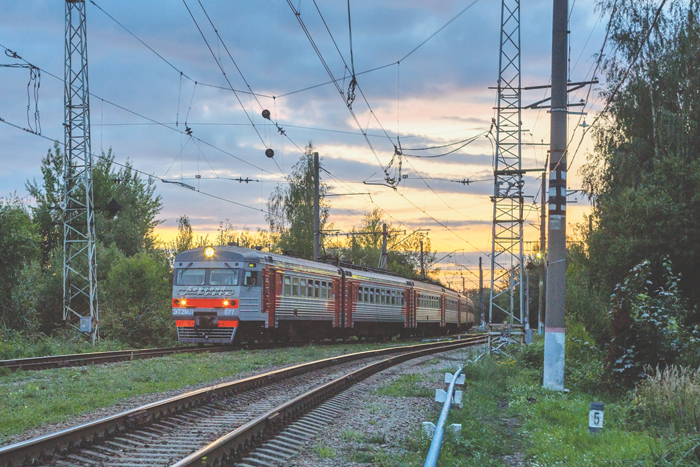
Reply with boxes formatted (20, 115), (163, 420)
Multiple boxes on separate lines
(374, 374), (433, 398)
(634, 365), (700, 435)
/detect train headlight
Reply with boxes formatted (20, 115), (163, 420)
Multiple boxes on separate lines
(181, 299), (187, 306)
(204, 246), (215, 258)
(223, 300), (230, 306)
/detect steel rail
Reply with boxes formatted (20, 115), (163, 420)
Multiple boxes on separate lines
(0, 333), (482, 372)
(172, 339), (485, 467)
(0, 345), (232, 372)
(0, 336), (484, 467)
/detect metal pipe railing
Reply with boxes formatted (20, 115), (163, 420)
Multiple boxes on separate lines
(423, 366), (463, 467)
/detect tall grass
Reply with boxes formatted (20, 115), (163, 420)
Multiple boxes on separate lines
(634, 365), (700, 434)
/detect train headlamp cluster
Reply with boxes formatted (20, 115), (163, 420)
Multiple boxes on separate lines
(204, 246), (216, 258)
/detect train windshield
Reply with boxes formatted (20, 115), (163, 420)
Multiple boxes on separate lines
(176, 268), (206, 286)
(210, 269), (239, 286)
(175, 268), (240, 286)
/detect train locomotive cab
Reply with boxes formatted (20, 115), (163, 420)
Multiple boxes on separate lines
(172, 246), (263, 344)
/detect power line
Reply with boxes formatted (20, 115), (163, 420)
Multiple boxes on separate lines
(181, 0), (269, 150)
(0, 115), (267, 214)
(88, 1), (269, 99)
(277, 0), (482, 99)
(0, 44), (284, 179)
(286, 0), (391, 181)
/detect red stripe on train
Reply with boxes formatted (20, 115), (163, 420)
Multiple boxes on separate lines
(172, 298), (238, 308)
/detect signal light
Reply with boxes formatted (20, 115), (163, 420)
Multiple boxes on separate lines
(204, 246), (215, 258)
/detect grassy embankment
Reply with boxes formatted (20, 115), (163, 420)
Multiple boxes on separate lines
(352, 328), (700, 466)
(0, 342), (406, 445)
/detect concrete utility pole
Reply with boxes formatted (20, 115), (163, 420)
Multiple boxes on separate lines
(538, 173), (546, 334)
(420, 240), (425, 279)
(64, 0), (98, 343)
(479, 257), (485, 328)
(379, 223), (388, 270)
(544, 0), (568, 390)
(313, 152), (320, 262)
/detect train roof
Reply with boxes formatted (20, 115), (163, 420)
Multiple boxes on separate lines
(174, 246), (466, 298)
(174, 245), (342, 276)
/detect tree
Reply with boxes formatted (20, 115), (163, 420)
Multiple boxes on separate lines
(582, 1), (700, 322)
(328, 208), (438, 281)
(100, 251), (174, 347)
(0, 197), (41, 331)
(266, 143), (329, 260)
(214, 220), (278, 251)
(26, 143), (163, 260)
(174, 214), (194, 254)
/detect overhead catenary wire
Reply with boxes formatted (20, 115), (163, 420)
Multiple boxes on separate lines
(0, 44), (284, 179)
(286, 0), (390, 180)
(277, 0), (483, 99)
(0, 115), (267, 214)
(181, 0), (268, 150)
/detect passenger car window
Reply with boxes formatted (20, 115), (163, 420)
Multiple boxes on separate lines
(284, 276), (292, 296)
(293, 277), (299, 296)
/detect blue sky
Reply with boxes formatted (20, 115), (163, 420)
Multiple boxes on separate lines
(0, 0), (605, 286)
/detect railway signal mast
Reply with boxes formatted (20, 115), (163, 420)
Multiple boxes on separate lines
(489, 0), (525, 341)
(63, 0), (99, 343)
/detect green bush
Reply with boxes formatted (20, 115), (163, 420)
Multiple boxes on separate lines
(100, 250), (175, 347)
(0, 198), (41, 332)
(566, 324), (606, 393)
(607, 259), (698, 388)
(517, 339), (544, 371)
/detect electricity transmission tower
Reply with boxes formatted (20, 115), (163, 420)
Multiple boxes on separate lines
(489, 0), (525, 332)
(63, 0), (99, 343)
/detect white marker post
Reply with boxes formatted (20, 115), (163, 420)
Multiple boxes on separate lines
(589, 402), (604, 434)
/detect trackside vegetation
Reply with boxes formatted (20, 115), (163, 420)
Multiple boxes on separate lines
(360, 333), (699, 466)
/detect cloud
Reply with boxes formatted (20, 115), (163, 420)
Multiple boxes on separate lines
(0, 0), (603, 255)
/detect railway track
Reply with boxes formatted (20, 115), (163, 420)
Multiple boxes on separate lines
(0, 336), (485, 467)
(0, 345), (233, 372)
(0, 333), (476, 373)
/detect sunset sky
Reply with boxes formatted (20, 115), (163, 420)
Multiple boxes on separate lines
(0, 0), (605, 288)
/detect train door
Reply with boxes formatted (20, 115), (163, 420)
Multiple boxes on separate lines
(457, 298), (463, 327)
(262, 267), (277, 328)
(440, 294), (446, 327)
(409, 290), (418, 328)
(344, 280), (354, 328)
(333, 277), (342, 327)
(404, 287), (412, 328)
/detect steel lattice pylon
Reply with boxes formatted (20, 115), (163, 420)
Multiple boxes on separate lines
(63, 0), (98, 343)
(489, 0), (525, 328)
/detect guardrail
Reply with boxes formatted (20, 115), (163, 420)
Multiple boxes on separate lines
(423, 367), (464, 467)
